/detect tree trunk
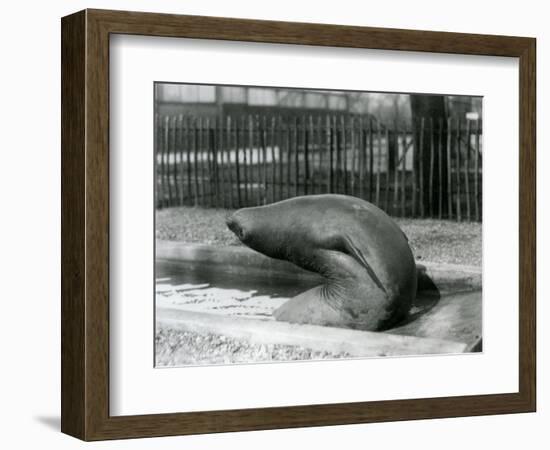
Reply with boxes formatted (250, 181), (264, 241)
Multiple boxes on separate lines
(410, 95), (449, 218)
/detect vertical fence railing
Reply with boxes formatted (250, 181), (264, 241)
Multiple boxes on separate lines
(155, 113), (482, 221)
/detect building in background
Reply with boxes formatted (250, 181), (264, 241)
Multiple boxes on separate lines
(156, 84), (354, 118)
(155, 84), (481, 126)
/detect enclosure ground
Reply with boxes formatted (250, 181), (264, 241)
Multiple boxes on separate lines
(155, 328), (351, 366)
(156, 206), (482, 266)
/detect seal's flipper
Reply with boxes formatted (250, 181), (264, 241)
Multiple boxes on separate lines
(273, 286), (344, 327)
(339, 237), (387, 295)
(275, 250), (394, 330)
(274, 281), (392, 330)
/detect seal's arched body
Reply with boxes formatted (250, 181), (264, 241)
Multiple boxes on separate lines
(226, 195), (417, 331)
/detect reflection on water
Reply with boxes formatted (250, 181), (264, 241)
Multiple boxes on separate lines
(156, 259), (319, 319)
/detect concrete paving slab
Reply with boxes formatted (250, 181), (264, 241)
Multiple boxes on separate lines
(157, 308), (468, 358)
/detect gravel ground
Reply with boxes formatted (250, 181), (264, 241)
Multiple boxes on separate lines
(156, 206), (482, 266)
(155, 328), (351, 366)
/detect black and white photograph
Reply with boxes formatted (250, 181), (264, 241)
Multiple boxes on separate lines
(154, 82), (483, 367)
(1, 0), (543, 446)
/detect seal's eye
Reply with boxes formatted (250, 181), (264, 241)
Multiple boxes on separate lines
(234, 225), (245, 240)
(238, 228), (246, 240)
(226, 215), (246, 241)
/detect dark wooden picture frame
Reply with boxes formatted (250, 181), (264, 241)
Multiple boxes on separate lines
(61, 9), (536, 441)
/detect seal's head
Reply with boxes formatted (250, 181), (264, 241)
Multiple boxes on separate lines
(225, 207), (287, 259)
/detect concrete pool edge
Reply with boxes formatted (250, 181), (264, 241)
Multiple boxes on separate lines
(156, 240), (482, 287)
(156, 308), (469, 359)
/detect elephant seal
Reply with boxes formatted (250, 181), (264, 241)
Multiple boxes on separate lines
(225, 194), (417, 331)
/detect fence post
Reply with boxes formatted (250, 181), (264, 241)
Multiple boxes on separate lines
(419, 117), (425, 218)
(177, 116), (183, 206)
(455, 117), (462, 222)
(177, 115), (184, 206)
(169, 115), (174, 207)
(172, 116), (179, 207)
(171, 116), (177, 207)
(333, 116), (339, 192)
(209, 117), (214, 207)
(400, 126), (406, 217)
(411, 120), (417, 217)
(375, 120), (382, 206)
(303, 116), (309, 195)
(173, 116), (180, 206)
(196, 117), (203, 205)
(204, 117), (211, 207)
(155, 114), (163, 208)
(232, 117), (241, 208)
(286, 117), (292, 200)
(163, 116), (172, 207)
(182, 115), (189, 206)
(429, 117), (435, 218)
(392, 129), (399, 216)
(219, 116), (227, 209)
(475, 118), (480, 221)
(212, 118), (221, 208)
(217, 117), (226, 209)
(384, 128), (390, 213)
(446, 117), (452, 219)
(241, 116), (246, 206)
(341, 115), (348, 195)
(294, 116), (300, 197)
(193, 119), (199, 206)
(326, 115), (332, 193)
(248, 115), (255, 206)
(278, 116), (284, 201)
(160, 115), (167, 207)
(465, 118), (471, 221)
(309, 115), (316, 195)
(247, 114), (255, 206)
(226, 116), (234, 209)
(359, 117), (365, 199)
(317, 116), (323, 194)
(259, 115), (266, 205)
(269, 116), (277, 203)
(349, 116), (356, 196)
(368, 118), (374, 202)
(438, 118), (443, 219)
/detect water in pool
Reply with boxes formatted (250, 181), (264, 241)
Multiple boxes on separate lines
(155, 259), (447, 320)
(156, 259), (321, 319)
